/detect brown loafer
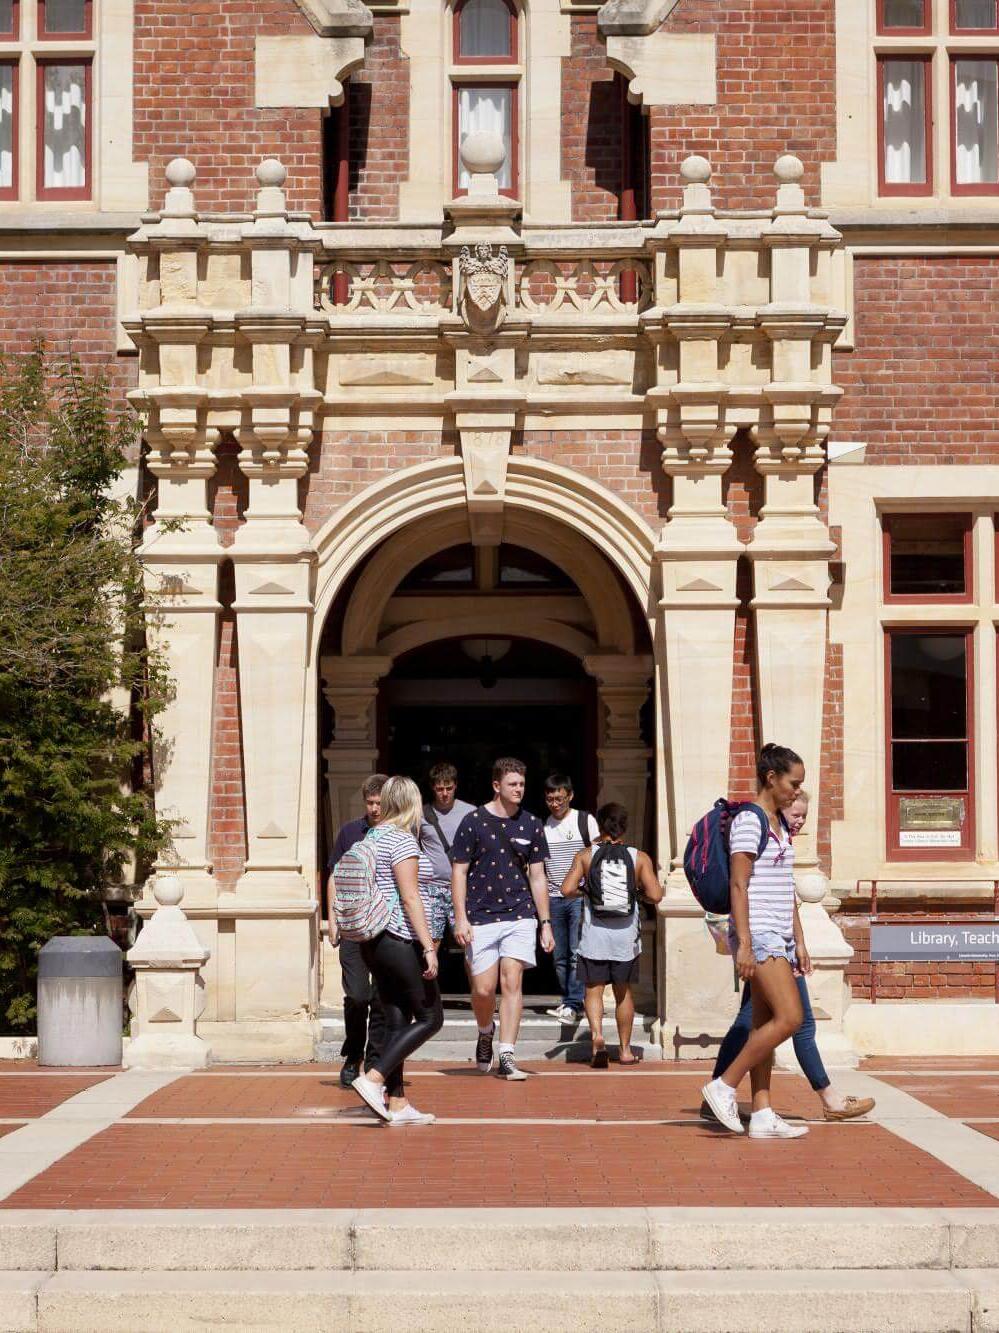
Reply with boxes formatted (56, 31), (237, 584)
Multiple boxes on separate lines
(823, 1096), (875, 1121)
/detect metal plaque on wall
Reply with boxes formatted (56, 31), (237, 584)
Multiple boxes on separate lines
(898, 796), (964, 848)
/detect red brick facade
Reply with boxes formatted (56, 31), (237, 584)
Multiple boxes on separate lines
(347, 21), (410, 222)
(561, 18), (623, 223)
(833, 257), (999, 464)
(0, 261), (134, 401)
(649, 0), (837, 212)
(134, 0), (324, 216)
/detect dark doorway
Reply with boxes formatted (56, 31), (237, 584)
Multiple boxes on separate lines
(380, 638), (598, 995)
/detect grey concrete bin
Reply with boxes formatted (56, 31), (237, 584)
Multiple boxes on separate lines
(37, 936), (123, 1067)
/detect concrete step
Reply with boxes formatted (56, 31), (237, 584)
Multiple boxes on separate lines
(317, 1007), (663, 1061)
(10, 1267), (995, 1332)
(3, 1208), (998, 1274)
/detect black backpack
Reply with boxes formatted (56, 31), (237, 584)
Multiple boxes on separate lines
(586, 843), (636, 916)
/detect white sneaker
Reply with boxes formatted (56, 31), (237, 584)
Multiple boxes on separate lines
(351, 1074), (390, 1122)
(748, 1109), (809, 1140)
(545, 1004), (566, 1018)
(701, 1079), (744, 1134)
(389, 1104), (435, 1126)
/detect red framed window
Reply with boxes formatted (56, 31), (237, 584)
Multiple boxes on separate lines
(0, 59), (17, 199)
(38, 0), (92, 39)
(453, 0), (517, 64)
(885, 628), (974, 860)
(883, 513), (973, 603)
(951, 56), (999, 192)
(877, 0), (931, 33)
(36, 58), (91, 200)
(453, 83), (518, 197)
(878, 56), (933, 195)
(0, 1), (19, 39)
(952, 0), (999, 32)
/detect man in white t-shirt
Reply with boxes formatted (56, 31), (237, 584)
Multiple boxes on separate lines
(543, 773), (599, 1022)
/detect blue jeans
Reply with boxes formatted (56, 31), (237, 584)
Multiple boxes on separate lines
(549, 895), (584, 1010)
(712, 974), (830, 1092)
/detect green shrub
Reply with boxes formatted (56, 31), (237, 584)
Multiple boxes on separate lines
(0, 345), (170, 1033)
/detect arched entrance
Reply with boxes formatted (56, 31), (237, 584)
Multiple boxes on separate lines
(309, 457), (660, 1010)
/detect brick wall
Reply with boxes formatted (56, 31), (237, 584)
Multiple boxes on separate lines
(348, 20), (409, 221)
(833, 257), (999, 464)
(842, 916), (998, 1001)
(724, 436), (762, 796)
(206, 440), (248, 890)
(302, 430), (450, 531)
(561, 18), (622, 223)
(134, 0), (323, 215)
(0, 261), (134, 403)
(518, 429), (669, 528)
(648, 0), (836, 212)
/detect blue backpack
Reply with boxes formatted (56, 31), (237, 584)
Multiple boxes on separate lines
(683, 800), (771, 914)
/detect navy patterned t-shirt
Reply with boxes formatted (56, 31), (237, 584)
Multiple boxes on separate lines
(451, 806), (547, 925)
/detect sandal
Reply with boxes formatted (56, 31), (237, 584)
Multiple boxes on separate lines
(618, 1049), (643, 1066)
(590, 1046), (610, 1069)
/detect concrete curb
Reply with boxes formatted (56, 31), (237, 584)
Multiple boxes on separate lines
(1, 1207), (998, 1274)
(6, 1267), (993, 1333)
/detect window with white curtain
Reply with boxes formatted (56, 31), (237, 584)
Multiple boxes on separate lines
(0, 64), (14, 193)
(452, 0), (519, 196)
(42, 63), (86, 191)
(457, 86), (512, 189)
(882, 59), (928, 186)
(953, 0), (998, 29)
(0, 1), (95, 202)
(458, 0), (511, 59)
(954, 59), (999, 184)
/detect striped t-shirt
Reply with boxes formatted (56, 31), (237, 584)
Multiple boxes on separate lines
(544, 810), (600, 897)
(729, 809), (795, 942)
(373, 826), (436, 943)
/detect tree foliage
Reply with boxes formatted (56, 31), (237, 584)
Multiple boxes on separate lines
(0, 345), (170, 1033)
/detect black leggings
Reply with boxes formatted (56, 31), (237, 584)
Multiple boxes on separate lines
(360, 931), (444, 1098)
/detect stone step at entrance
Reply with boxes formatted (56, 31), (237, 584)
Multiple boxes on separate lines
(3, 1208), (998, 1332)
(316, 999), (663, 1063)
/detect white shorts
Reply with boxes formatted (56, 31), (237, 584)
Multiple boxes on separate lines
(466, 917), (537, 976)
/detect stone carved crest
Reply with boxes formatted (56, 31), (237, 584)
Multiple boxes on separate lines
(459, 243), (509, 329)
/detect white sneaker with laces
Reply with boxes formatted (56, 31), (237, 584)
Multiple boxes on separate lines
(351, 1074), (390, 1122)
(545, 1004), (566, 1018)
(700, 1078), (744, 1134)
(389, 1104), (435, 1126)
(748, 1109), (809, 1140)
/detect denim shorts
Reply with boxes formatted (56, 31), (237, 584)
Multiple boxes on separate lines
(751, 930), (797, 968)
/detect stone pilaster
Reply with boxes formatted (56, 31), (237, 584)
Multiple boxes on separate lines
(583, 654), (653, 842)
(231, 160), (320, 905)
(320, 654), (393, 838)
(132, 161), (222, 910)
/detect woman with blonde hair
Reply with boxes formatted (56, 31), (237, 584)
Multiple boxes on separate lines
(350, 776), (444, 1126)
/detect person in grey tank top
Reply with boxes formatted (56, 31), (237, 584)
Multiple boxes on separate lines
(559, 802), (662, 1067)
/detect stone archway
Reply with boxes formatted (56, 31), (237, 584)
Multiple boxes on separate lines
(317, 506), (654, 852)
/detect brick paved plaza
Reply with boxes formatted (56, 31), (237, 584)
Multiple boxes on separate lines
(2, 1056), (999, 1329)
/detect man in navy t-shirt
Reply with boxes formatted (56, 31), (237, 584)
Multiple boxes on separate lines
(451, 757), (554, 1081)
(327, 773), (388, 1088)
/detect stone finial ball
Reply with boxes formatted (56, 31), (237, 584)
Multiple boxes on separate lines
(459, 131), (506, 177)
(256, 158), (288, 188)
(774, 153), (805, 183)
(165, 158), (196, 188)
(153, 873), (184, 908)
(680, 155), (712, 184)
